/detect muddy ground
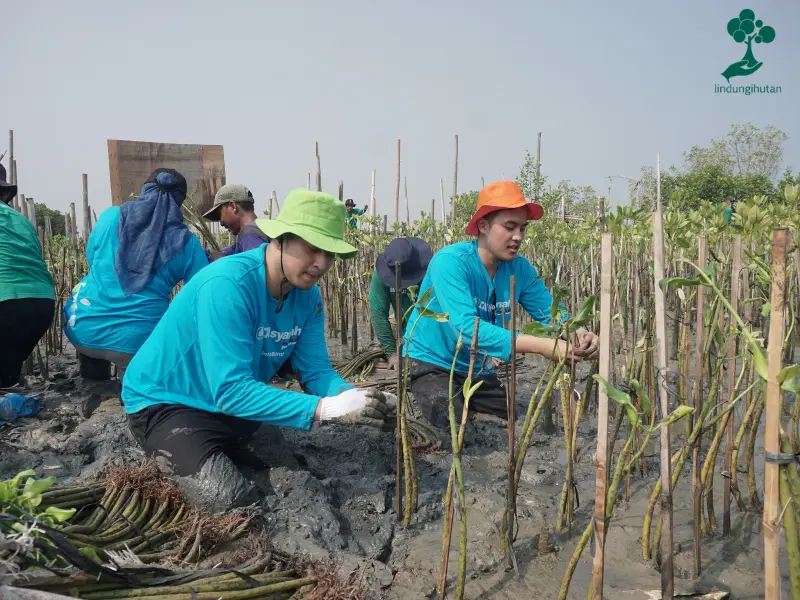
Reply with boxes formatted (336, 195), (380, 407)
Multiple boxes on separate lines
(0, 340), (788, 599)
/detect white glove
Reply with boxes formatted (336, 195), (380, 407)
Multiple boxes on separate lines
(318, 388), (391, 428)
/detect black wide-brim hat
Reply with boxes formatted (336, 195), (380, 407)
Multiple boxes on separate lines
(0, 163), (17, 204)
(376, 237), (433, 288)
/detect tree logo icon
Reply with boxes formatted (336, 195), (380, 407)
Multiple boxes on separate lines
(722, 9), (776, 82)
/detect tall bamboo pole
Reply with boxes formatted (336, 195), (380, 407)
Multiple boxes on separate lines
(395, 262), (404, 521)
(315, 142), (322, 192)
(692, 237), (707, 578)
(12, 159), (18, 211)
(370, 170), (376, 217)
(505, 276), (517, 568)
(404, 176), (410, 226)
(723, 236), (742, 534)
(81, 174), (89, 243)
(452, 135), (458, 224)
(394, 140), (401, 225)
(653, 152), (674, 598)
(763, 227), (787, 600)
(8, 130), (15, 210)
(440, 178), (446, 226)
(591, 232), (613, 599)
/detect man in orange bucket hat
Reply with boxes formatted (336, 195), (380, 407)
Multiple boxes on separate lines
(402, 180), (599, 438)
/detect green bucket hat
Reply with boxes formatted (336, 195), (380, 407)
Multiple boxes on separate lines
(256, 189), (357, 258)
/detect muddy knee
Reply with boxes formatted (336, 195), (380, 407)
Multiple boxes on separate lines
(175, 452), (261, 514)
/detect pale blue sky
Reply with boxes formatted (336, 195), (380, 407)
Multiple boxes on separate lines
(3, 1), (798, 221)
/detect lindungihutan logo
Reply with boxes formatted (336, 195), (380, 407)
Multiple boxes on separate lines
(714, 9), (780, 95)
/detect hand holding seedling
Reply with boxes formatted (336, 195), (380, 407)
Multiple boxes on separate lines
(316, 388), (393, 428)
(571, 327), (600, 360)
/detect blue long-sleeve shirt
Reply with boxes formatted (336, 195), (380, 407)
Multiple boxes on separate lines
(63, 207), (208, 355)
(122, 246), (352, 430)
(404, 241), (553, 375)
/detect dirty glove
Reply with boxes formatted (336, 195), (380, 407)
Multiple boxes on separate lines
(318, 388), (391, 428)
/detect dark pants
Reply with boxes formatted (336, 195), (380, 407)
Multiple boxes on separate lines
(127, 403), (263, 476)
(127, 403), (266, 512)
(407, 358), (509, 429)
(0, 298), (55, 388)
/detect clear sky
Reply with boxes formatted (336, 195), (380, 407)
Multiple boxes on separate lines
(3, 1), (798, 221)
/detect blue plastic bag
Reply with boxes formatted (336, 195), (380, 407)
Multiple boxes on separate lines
(0, 394), (41, 425)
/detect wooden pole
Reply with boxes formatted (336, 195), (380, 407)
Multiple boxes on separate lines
(591, 232), (613, 599)
(439, 178), (446, 226)
(338, 181), (344, 203)
(535, 132), (542, 202)
(8, 130), (14, 210)
(480, 176), (484, 189)
(452, 135), (458, 224)
(763, 227), (787, 600)
(692, 236), (707, 579)
(20, 193), (28, 221)
(395, 262), (404, 521)
(370, 170), (376, 217)
(307, 173), (311, 190)
(12, 159), (19, 211)
(403, 176), (410, 226)
(653, 152), (674, 598)
(395, 140), (401, 224)
(505, 275), (517, 567)
(81, 174), (89, 243)
(723, 236), (742, 535)
(28, 198), (37, 229)
(315, 142), (322, 192)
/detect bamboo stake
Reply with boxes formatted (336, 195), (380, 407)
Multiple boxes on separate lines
(12, 159), (18, 211)
(763, 227), (787, 600)
(8, 130), (15, 210)
(403, 176), (410, 226)
(82, 173), (90, 243)
(395, 140), (401, 224)
(452, 135), (458, 224)
(590, 232), (613, 599)
(692, 237), (707, 578)
(440, 178), (446, 226)
(370, 169), (376, 219)
(723, 236), (742, 535)
(315, 142), (321, 192)
(652, 152), (674, 598)
(505, 276), (517, 568)
(395, 262), (403, 521)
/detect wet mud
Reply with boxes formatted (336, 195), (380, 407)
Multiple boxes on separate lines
(0, 342), (783, 599)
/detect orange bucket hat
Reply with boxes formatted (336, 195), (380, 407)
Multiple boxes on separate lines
(465, 180), (544, 236)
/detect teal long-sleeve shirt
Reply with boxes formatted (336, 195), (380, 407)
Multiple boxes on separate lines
(368, 269), (413, 356)
(404, 241), (554, 375)
(122, 246), (352, 429)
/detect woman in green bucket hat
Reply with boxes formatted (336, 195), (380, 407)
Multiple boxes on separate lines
(121, 189), (395, 512)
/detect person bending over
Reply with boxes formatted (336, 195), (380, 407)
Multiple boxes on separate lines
(63, 169), (208, 380)
(122, 189), (393, 511)
(403, 180), (600, 431)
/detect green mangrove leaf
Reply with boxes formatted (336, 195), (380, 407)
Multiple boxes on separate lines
(43, 505), (76, 522)
(521, 322), (557, 337)
(8, 470), (36, 492)
(417, 287), (433, 308)
(462, 378), (483, 401)
(777, 364), (800, 384)
(761, 302), (771, 318)
(677, 288), (686, 303)
(751, 345), (769, 381)
(566, 296), (596, 332)
(630, 379), (650, 415)
(419, 308), (448, 322)
(654, 405), (696, 429)
(659, 276), (702, 290)
(23, 476), (56, 497)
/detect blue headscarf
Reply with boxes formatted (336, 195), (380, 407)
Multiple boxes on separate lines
(115, 169), (192, 296)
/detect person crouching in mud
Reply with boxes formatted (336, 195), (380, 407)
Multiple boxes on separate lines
(121, 189), (394, 512)
(403, 180), (600, 437)
(370, 237), (433, 370)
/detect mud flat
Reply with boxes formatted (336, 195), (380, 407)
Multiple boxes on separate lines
(0, 349), (778, 599)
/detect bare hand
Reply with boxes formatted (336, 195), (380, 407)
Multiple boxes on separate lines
(571, 328), (600, 361)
